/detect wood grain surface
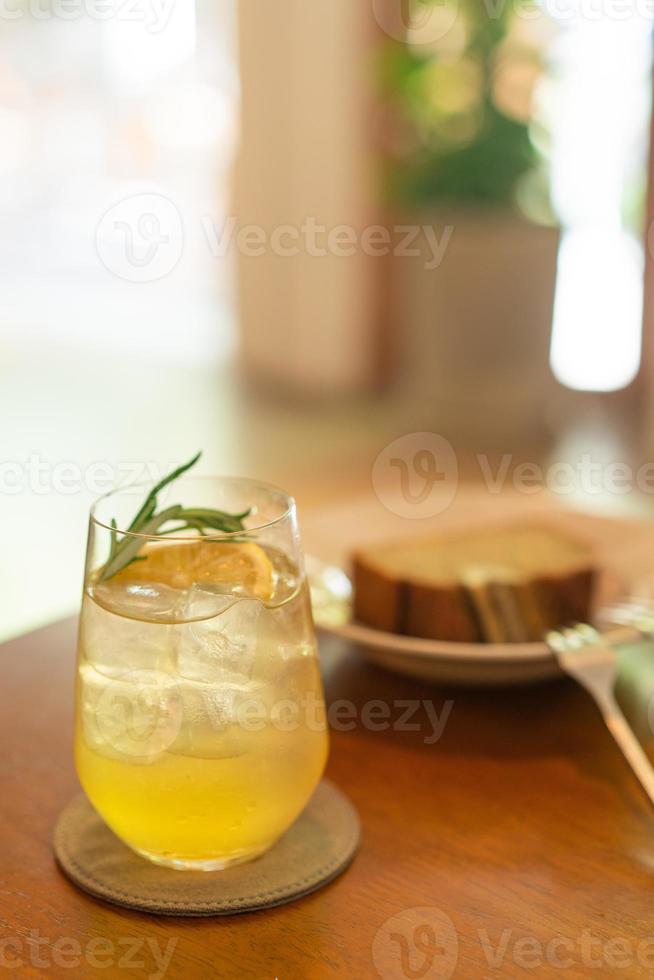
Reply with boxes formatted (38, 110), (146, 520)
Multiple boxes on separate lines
(3, 615), (654, 978)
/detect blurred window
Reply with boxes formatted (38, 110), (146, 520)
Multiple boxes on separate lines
(0, 0), (238, 365)
(547, 14), (654, 392)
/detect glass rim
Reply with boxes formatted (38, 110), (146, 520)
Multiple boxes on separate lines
(90, 474), (296, 542)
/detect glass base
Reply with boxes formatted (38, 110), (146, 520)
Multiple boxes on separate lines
(132, 842), (271, 872)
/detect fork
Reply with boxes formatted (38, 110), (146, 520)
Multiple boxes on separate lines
(599, 598), (654, 637)
(547, 622), (654, 806)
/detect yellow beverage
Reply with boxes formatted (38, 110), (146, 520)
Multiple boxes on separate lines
(74, 543), (328, 870)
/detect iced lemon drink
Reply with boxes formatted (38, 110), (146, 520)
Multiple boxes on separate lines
(74, 466), (328, 870)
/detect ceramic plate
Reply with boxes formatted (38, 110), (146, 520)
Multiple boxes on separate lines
(303, 497), (652, 686)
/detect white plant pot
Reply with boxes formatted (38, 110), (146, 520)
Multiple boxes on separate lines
(394, 210), (561, 444)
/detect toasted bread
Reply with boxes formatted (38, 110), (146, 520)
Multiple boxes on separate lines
(352, 524), (596, 643)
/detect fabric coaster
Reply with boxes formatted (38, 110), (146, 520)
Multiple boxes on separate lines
(53, 780), (359, 917)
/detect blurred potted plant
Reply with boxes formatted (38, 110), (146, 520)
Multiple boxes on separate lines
(381, 5), (560, 442)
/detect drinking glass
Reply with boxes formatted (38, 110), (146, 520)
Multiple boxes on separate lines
(74, 476), (329, 870)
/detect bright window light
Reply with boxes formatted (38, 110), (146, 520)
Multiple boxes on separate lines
(548, 15), (653, 392)
(102, 0), (197, 88)
(550, 228), (644, 391)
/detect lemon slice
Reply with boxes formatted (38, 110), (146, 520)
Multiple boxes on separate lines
(113, 539), (274, 602)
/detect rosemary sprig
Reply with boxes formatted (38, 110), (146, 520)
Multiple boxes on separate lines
(98, 452), (251, 581)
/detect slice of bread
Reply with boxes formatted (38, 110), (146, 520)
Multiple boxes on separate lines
(352, 524), (596, 643)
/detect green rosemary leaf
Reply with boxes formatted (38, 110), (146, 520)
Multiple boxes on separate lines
(126, 452), (202, 533)
(99, 504), (183, 581)
(97, 454), (251, 582)
(108, 518), (118, 561)
(121, 555), (148, 571)
(179, 508), (250, 533)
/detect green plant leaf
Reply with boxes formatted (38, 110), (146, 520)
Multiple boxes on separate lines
(97, 454), (251, 581)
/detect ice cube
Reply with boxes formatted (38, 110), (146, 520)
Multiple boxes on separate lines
(79, 662), (182, 763)
(174, 589), (263, 683)
(93, 578), (182, 621)
(80, 595), (174, 678)
(167, 676), (266, 759)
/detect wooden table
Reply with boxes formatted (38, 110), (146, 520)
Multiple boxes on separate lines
(3, 617), (654, 979)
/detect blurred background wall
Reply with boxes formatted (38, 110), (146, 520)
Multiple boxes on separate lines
(2, 0), (654, 639)
(236, 0), (385, 394)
